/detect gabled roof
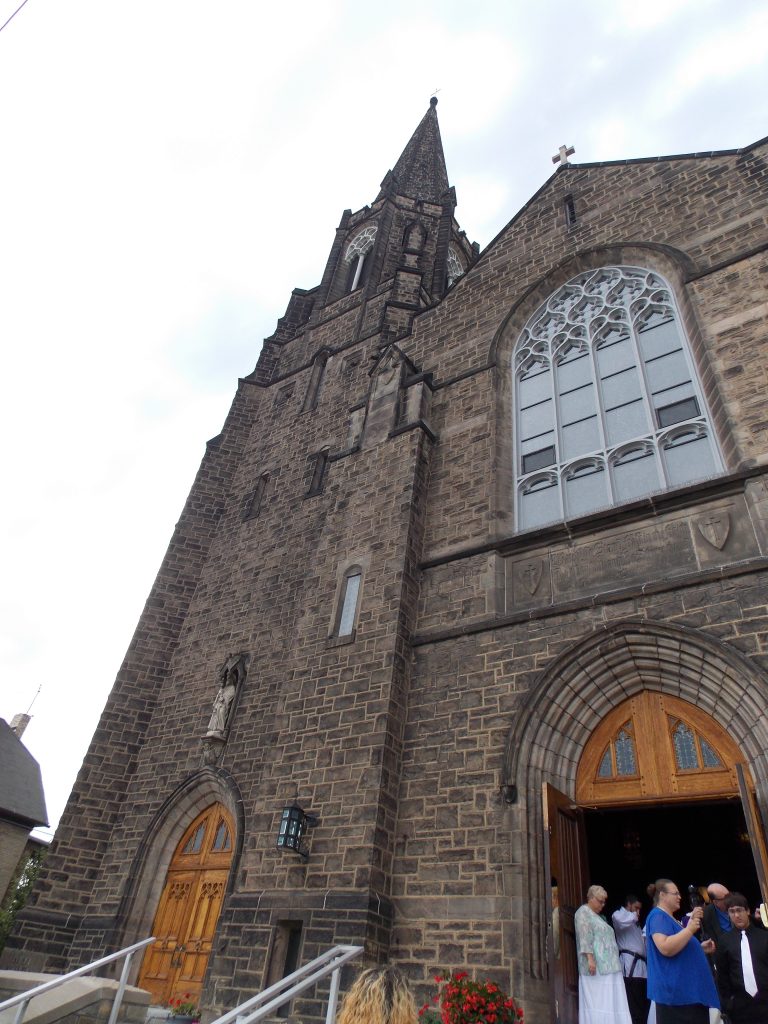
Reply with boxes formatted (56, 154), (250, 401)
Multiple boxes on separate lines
(0, 718), (48, 828)
(377, 97), (450, 204)
(477, 134), (768, 268)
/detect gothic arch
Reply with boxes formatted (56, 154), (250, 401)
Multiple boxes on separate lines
(500, 618), (768, 985)
(489, 242), (696, 369)
(110, 767), (244, 970)
(488, 243), (731, 539)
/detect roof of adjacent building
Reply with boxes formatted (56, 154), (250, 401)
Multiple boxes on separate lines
(0, 718), (48, 828)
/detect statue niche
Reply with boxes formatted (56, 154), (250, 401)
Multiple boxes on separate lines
(201, 653), (249, 765)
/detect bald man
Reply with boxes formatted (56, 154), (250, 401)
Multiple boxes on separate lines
(704, 883), (732, 944)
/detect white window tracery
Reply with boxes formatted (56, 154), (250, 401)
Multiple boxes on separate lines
(513, 266), (722, 530)
(447, 247), (464, 287)
(345, 226), (377, 292)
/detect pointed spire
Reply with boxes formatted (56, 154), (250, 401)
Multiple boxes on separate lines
(377, 97), (450, 204)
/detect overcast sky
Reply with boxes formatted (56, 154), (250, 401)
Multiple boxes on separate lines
(1, 0), (766, 841)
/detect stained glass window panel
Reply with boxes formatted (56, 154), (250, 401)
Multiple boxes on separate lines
(700, 737), (722, 769)
(615, 728), (638, 775)
(598, 748), (613, 778)
(672, 721), (700, 770)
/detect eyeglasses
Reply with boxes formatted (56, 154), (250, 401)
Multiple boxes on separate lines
(662, 890), (681, 897)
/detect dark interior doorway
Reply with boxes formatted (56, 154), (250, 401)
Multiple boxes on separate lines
(584, 798), (761, 915)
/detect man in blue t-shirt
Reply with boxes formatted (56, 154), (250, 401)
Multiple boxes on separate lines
(646, 878), (720, 1024)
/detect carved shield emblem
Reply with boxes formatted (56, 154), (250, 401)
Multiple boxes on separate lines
(697, 512), (730, 550)
(521, 559), (544, 595)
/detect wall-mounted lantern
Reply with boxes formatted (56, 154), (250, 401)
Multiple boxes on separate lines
(276, 802), (318, 860)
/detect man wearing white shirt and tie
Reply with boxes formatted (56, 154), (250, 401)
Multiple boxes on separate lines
(715, 892), (768, 1023)
(613, 894), (651, 1024)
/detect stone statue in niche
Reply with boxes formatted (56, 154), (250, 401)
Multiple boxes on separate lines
(373, 347), (403, 395)
(205, 653), (248, 736)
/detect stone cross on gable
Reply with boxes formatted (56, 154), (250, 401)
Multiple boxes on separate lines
(552, 144), (575, 166)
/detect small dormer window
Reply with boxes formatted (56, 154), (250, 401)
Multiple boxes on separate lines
(345, 227), (377, 292)
(447, 247), (464, 287)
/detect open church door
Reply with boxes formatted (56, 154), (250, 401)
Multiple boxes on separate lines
(543, 783), (588, 1024)
(737, 763), (768, 905)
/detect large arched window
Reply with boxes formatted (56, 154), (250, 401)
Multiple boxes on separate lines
(513, 266), (722, 530)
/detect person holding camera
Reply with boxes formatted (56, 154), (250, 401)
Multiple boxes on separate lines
(646, 878), (720, 1024)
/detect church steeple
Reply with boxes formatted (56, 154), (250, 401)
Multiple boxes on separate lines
(377, 96), (450, 203)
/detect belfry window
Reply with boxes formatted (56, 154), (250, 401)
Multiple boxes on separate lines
(344, 226), (377, 292)
(447, 247), (464, 287)
(513, 266), (721, 530)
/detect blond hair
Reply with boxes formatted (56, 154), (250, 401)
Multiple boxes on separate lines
(336, 966), (417, 1024)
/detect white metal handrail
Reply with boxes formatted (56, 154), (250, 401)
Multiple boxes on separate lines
(209, 944), (363, 1024)
(0, 936), (156, 1024)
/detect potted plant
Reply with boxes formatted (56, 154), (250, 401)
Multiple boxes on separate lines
(419, 971), (524, 1024)
(166, 994), (201, 1024)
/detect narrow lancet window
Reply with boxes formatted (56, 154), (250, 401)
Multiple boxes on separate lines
(307, 449), (329, 496)
(336, 567), (362, 637)
(244, 473), (270, 520)
(302, 351), (329, 413)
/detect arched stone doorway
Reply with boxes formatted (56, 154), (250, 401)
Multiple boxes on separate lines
(501, 619), (768, 1021)
(137, 803), (234, 1005)
(110, 767), (243, 1002)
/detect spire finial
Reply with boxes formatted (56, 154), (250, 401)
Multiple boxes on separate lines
(430, 95), (438, 107)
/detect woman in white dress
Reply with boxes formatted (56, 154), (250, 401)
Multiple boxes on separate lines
(575, 884), (633, 1024)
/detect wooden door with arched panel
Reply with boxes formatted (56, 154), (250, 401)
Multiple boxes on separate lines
(576, 692), (744, 805)
(575, 691), (768, 902)
(138, 804), (234, 1006)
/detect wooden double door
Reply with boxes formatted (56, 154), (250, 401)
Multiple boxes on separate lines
(544, 692), (768, 1024)
(138, 804), (234, 1006)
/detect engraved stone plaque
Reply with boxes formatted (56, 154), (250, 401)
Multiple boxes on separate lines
(550, 519), (695, 602)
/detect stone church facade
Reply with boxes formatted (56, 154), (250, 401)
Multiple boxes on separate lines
(5, 101), (768, 1024)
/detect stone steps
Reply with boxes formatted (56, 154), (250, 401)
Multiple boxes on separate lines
(0, 972), (150, 1024)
